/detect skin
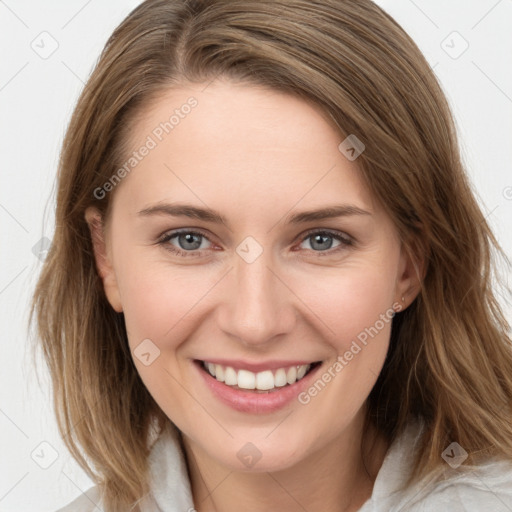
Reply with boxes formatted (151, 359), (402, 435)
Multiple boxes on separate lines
(86, 79), (422, 512)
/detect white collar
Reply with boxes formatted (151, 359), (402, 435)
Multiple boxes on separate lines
(141, 424), (195, 511)
(140, 419), (426, 511)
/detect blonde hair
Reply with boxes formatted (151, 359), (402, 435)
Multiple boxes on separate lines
(30, 0), (512, 510)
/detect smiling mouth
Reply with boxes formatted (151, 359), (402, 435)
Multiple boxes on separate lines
(196, 360), (322, 393)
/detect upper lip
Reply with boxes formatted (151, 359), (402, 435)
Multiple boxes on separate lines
(196, 358), (320, 373)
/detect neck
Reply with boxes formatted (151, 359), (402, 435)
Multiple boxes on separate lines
(181, 410), (389, 512)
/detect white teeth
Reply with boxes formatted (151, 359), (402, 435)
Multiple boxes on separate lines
(286, 366), (297, 384)
(297, 365), (308, 380)
(215, 364), (224, 382)
(274, 368), (287, 387)
(224, 366), (237, 386)
(237, 369), (256, 390)
(202, 361), (313, 390)
(256, 370), (274, 390)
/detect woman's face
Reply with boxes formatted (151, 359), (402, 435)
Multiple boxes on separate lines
(87, 79), (417, 473)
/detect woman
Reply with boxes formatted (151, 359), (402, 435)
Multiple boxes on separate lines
(31, 0), (512, 511)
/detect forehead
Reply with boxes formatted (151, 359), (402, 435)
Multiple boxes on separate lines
(111, 80), (376, 218)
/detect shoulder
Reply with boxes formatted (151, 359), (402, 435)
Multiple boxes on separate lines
(54, 424), (193, 512)
(411, 458), (512, 511)
(55, 485), (102, 512)
(361, 419), (512, 511)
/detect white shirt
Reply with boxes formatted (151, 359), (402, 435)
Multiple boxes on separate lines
(56, 419), (512, 511)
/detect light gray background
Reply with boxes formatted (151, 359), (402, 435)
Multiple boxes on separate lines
(1, 1), (511, 510)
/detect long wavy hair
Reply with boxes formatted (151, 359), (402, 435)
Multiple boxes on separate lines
(30, 0), (512, 510)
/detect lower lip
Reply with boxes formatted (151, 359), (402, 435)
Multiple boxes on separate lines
(194, 360), (323, 414)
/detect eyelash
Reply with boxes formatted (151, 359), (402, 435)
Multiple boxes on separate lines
(157, 228), (354, 258)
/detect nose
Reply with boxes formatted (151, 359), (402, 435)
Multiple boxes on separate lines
(216, 250), (297, 348)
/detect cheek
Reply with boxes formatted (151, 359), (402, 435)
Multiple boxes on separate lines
(116, 249), (398, 352)
(291, 267), (396, 441)
(292, 262), (398, 352)
(114, 261), (215, 408)
(115, 256), (217, 347)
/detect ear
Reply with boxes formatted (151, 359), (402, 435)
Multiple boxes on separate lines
(84, 207), (123, 313)
(395, 240), (426, 312)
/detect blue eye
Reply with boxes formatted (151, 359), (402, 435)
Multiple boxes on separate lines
(157, 229), (353, 258)
(301, 230), (354, 256)
(302, 231), (342, 252)
(158, 230), (213, 258)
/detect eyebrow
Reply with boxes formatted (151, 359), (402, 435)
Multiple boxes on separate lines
(137, 202), (371, 225)
(286, 205), (371, 223)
